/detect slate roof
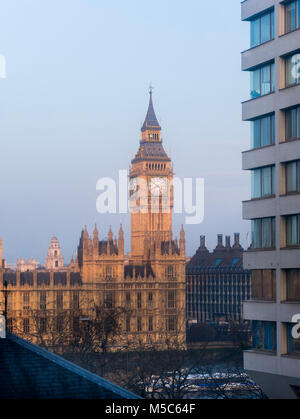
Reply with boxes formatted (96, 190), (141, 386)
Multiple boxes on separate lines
(141, 91), (161, 132)
(132, 142), (170, 163)
(161, 241), (180, 256)
(0, 334), (140, 399)
(98, 240), (118, 256)
(187, 243), (245, 271)
(124, 264), (155, 279)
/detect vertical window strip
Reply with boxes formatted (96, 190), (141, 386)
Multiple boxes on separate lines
(251, 114), (275, 149)
(286, 0), (300, 33)
(251, 10), (274, 48)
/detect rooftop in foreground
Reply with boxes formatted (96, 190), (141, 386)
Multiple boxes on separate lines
(0, 332), (140, 399)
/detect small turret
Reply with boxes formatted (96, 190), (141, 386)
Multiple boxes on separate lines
(82, 226), (89, 248)
(108, 226), (113, 242)
(180, 225), (186, 257)
(118, 224), (124, 256)
(93, 223), (99, 249)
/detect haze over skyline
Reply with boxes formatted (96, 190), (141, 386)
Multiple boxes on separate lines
(0, 0), (250, 264)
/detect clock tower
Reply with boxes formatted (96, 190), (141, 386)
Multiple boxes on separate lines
(130, 88), (174, 262)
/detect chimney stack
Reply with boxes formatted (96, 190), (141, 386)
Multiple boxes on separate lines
(200, 236), (206, 248)
(226, 236), (231, 249)
(217, 234), (223, 248)
(234, 233), (240, 247)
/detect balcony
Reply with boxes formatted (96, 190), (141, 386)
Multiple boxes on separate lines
(279, 194), (300, 216)
(242, 93), (276, 121)
(242, 29), (300, 71)
(279, 247), (300, 269)
(242, 39), (275, 72)
(243, 197), (276, 220)
(242, 145), (276, 170)
(243, 250), (278, 270)
(243, 300), (276, 321)
(278, 84), (300, 110)
(279, 139), (300, 162)
(244, 349), (277, 374)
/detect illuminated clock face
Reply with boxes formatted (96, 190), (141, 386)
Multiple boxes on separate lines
(150, 177), (168, 194)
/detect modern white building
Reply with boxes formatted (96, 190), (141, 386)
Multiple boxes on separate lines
(242, 0), (300, 399)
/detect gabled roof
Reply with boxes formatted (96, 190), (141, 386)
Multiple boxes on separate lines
(141, 91), (161, 132)
(0, 334), (140, 399)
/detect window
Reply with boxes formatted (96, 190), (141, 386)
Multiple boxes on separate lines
(286, 0), (300, 33)
(148, 292), (153, 308)
(7, 293), (13, 310)
(7, 318), (13, 333)
(252, 321), (277, 352)
(149, 317), (153, 332)
(57, 316), (63, 333)
(286, 214), (300, 246)
(73, 317), (80, 333)
(251, 114), (275, 149)
(72, 291), (79, 310)
(104, 291), (114, 309)
(166, 316), (176, 332)
(286, 107), (300, 140)
(286, 269), (300, 301)
(39, 318), (47, 334)
(286, 160), (300, 193)
(137, 317), (142, 332)
(167, 291), (176, 309)
(55, 261), (58, 268)
(251, 165), (275, 198)
(126, 317), (131, 332)
(251, 270), (276, 300)
(250, 10), (274, 47)
(251, 63), (275, 99)
(23, 318), (30, 334)
(23, 293), (30, 310)
(40, 292), (46, 310)
(286, 53), (300, 86)
(56, 292), (64, 311)
(126, 292), (131, 308)
(251, 217), (276, 249)
(105, 266), (112, 280)
(287, 323), (300, 355)
(137, 292), (142, 309)
(167, 266), (174, 279)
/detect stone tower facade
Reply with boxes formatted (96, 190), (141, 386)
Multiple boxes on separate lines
(0, 91), (186, 350)
(130, 88), (174, 261)
(46, 236), (64, 270)
(77, 90), (187, 347)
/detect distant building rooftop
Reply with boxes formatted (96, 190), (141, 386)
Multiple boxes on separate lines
(0, 333), (140, 399)
(187, 233), (246, 270)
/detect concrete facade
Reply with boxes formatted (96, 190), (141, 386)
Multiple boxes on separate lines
(242, 0), (300, 399)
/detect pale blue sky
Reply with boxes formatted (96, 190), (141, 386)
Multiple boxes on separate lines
(0, 0), (251, 264)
